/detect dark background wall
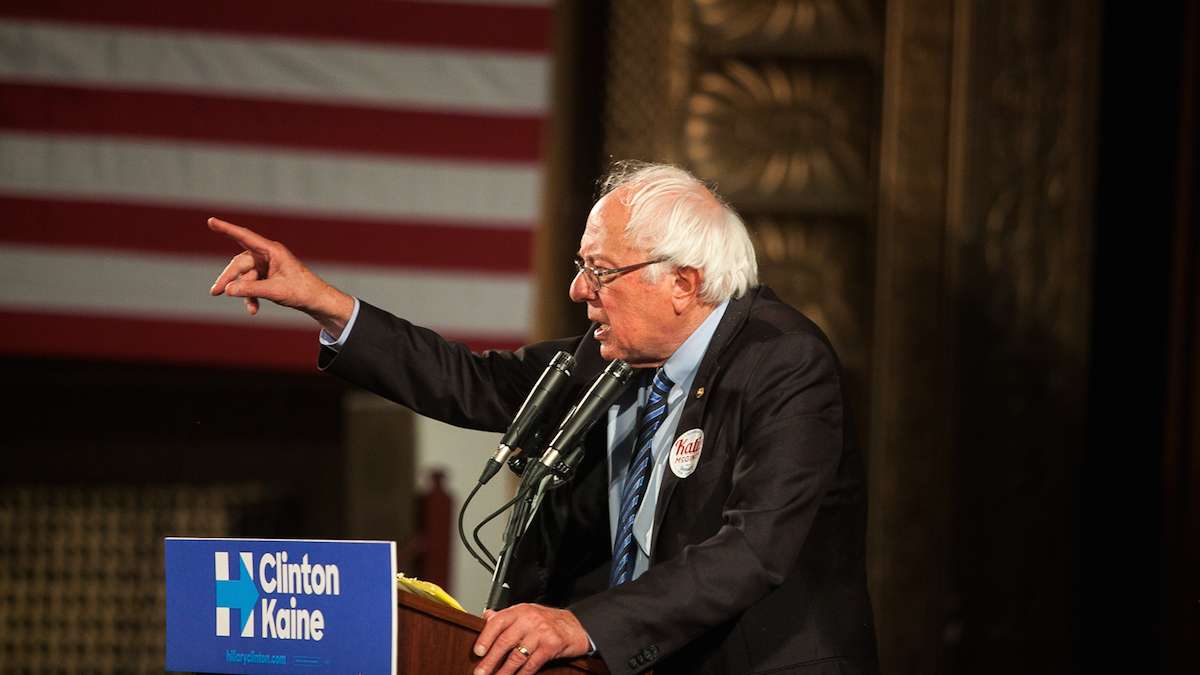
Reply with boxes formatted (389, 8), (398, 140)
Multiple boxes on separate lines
(1084, 1), (1197, 673)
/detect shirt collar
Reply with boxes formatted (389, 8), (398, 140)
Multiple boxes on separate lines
(660, 299), (730, 388)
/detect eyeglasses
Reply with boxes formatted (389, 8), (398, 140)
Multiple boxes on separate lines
(573, 257), (668, 293)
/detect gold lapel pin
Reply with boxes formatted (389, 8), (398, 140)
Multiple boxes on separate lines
(695, 387), (705, 399)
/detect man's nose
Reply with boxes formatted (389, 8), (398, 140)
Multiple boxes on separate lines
(568, 269), (594, 303)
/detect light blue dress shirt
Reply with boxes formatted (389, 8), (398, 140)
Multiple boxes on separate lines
(604, 299), (728, 581)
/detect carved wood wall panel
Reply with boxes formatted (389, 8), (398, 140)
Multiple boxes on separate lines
(693, 0), (883, 58)
(943, 2), (1096, 672)
(869, 1), (958, 672)
(750, 217), (870, 372)
(684, 61), (875, 212)
(602, 0), (685, 164)
(872, 0), (1098, 673)
(957, 0), (1095, 362)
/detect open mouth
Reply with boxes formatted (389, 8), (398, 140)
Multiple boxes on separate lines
(594, 323), (610, 340)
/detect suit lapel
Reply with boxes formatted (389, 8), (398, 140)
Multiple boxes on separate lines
(647, 288), (757, 560)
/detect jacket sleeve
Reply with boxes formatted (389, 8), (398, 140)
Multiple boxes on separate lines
(318, 300), (582, 432)
(569, 329), (845, 673)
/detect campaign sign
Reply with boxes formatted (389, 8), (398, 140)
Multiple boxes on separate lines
(165, 538), (397, 674)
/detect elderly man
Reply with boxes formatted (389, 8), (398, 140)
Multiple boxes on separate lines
(209, 162), (878, 675)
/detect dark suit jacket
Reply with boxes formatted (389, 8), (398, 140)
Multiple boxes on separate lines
(320, 286), (878, 675)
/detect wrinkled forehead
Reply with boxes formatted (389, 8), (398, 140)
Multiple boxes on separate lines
(581, 191), (637, 259)
(586, 191), (629, 233)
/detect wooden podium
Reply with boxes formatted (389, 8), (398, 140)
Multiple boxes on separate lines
(396, 592), (609, 674)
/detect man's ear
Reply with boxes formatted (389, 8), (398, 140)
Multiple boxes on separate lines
(671, 266), (703, 313)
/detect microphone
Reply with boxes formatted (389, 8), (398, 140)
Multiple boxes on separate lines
(485, 360), (633, 612)
(477, 351), (575, 485)
(532, 360), (635, 481)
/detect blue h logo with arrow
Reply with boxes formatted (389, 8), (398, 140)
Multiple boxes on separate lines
(215, 552), (259, 637)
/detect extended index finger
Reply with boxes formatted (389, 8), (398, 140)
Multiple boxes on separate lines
(207, 217), (274, 256)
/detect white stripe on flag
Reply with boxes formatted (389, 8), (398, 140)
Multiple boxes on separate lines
(0, 244), (531, 336)
(0, 19), (548, 114)
(0, 132), (541, 225)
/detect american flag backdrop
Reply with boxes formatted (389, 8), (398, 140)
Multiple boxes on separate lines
(0, 1), (551, 370)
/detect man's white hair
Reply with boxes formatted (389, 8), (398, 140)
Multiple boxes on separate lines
(601, 161), (758, 304)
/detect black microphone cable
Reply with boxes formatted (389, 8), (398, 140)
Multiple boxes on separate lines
(458, 481), (496, 574)
(461, 462), (548, 574)
(471, 484), (534, 571)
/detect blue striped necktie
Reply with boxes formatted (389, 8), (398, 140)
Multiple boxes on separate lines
(609, 368), (674, 587)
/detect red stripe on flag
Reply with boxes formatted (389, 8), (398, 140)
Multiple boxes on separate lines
(0, 82), (544, 163)
(0, 310), (525, 371)
(0, 196), (534, 274)
(0, 0), (552, 53)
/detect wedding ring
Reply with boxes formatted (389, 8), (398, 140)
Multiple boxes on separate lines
(515, 644), (531, 658)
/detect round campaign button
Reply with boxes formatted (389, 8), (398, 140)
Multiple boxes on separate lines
(669, 428), (705, 478)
